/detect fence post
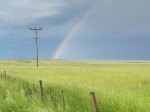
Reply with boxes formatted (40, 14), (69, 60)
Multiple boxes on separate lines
(61, 90), (65, 106)
(49, 88), (53, 100)
(33, 83), (35, 93)
(39, 80), (43, 98)
(4, 70), (6, 80)
(90, 92), (99, 112)
(27, 82), (29, 88)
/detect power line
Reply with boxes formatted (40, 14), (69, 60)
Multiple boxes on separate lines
(30, 27), (42, 68)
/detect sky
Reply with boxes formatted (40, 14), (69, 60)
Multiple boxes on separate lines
(0, 0), (150, 60)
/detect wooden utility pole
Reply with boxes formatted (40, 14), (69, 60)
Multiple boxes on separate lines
(30, 27), (42, 68)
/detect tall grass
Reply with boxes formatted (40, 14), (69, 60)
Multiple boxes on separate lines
(0, 75), (92, 112)
(0, 60), (150, 112)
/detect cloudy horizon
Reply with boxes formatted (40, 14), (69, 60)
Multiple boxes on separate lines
(0, 0), (150, 60)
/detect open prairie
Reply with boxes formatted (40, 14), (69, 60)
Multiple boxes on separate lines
(0, 60), (150, 112)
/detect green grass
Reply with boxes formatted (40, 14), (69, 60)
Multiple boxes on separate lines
(0, 60), (150, 112)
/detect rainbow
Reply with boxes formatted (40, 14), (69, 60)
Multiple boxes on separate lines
(51, 1), (99, 59)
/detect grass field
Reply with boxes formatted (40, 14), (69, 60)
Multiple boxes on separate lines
(0, 60), (150, 112)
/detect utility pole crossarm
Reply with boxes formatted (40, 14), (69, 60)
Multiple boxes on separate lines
(30, 26), (42, 68)
(30, 27), (42, 31)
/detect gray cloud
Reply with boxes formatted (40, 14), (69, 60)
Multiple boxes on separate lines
(0, 0), (100, 26)
(0, 0), (150, 59)
(0, 0), (66, 25)
(76, 0), (150, 39)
